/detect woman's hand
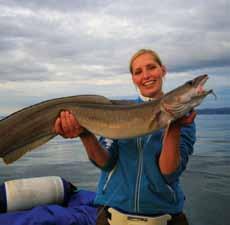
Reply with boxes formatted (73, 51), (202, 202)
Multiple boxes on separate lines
(159, 110), (197, 175)
(53, 111), (85, 138)
(53, 110), (110, 167)
(175, 110), (197, 127)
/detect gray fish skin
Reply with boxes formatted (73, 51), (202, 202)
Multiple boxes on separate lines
(0, 75), (212, 164)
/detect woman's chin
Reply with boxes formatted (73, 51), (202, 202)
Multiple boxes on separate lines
(140, 89), (161, 99)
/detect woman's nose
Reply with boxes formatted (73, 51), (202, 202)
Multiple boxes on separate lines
(143, 69), (151, 79)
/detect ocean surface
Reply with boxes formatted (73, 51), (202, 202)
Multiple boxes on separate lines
(0, 114), (229, 225)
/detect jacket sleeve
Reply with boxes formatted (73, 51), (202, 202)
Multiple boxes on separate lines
(163, 122), (196, 184)
(90, 137), (119, 171)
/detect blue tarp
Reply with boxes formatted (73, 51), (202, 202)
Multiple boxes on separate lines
(0, 190), (97, 225)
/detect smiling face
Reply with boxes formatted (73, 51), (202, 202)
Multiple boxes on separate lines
(131, 52), (166, 98)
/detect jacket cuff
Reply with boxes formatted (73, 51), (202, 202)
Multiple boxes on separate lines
(89, 151), (117, 171)
(162, 164), (182, 184)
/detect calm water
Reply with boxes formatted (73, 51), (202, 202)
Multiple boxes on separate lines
(0, 114), (229, 225)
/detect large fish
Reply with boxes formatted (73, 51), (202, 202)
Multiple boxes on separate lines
(0, 74), (213, 164)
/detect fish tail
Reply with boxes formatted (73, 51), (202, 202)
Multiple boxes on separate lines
(3, 134), (56, 164)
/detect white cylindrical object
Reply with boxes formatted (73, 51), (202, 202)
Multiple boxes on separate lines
(5, 176), (64, 212)
(108, 208), (172, 225)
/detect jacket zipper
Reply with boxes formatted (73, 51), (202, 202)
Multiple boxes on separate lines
(102, 165), (117, 193)
(134, 137), (143, 213)
(167, 184), (177, 202)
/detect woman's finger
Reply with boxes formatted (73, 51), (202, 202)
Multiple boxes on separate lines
(64, 111), (75, 132)
(181, 110), (197, 125)
(53, 117), (65, 135)
(60, 111), (70, 133)
(69, 112), (82, 129)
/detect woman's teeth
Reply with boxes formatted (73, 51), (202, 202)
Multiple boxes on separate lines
(143, 80), (156, 86)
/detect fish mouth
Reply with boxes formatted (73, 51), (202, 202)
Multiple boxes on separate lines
(194, 74), (216, 99)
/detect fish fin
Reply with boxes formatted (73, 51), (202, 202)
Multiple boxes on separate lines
(75, 95), (112, 104)
(3, 134), (56, 164)
(162, 120), (172, 145)
(147, 110), (162, 130)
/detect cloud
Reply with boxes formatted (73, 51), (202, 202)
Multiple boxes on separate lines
(0, 0), (229, 114)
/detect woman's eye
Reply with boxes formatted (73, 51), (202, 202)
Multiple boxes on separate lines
(148, 65), (156, 70)
(134, 70), (141, 75)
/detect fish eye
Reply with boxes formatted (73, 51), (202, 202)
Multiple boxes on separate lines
(186, 80), (193, 85)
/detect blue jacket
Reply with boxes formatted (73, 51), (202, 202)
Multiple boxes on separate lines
(93, 98), (196, 216)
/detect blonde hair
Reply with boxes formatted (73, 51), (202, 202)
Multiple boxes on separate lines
(129, 49), (163, 74)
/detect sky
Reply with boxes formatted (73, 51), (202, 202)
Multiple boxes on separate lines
(0, 0), (229, 115)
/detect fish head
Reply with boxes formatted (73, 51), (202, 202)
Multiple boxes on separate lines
(161, 74), (214, 119)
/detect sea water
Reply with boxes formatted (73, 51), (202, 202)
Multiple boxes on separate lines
(0, 114), (229, 225)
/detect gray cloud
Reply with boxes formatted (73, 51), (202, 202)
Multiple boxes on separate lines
(0, 0), (229, 114)
(1, 0), (228, 76)
(0, 61), (49, 81)
(4, 0), (112, 12)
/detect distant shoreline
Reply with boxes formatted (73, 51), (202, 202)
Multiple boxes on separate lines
(196, 107), (230, 115)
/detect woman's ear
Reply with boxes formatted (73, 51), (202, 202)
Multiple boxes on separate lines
(161, 65), (167, 77)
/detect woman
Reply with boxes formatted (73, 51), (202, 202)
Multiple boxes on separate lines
(54, 49), (196, 225)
